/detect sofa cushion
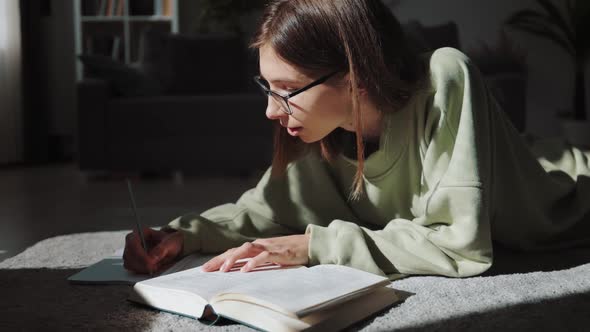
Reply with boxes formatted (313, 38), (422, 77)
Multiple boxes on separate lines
(138, 32), (248, 95)
(137, 30), (175, 91)
(78, 54), (165, 97)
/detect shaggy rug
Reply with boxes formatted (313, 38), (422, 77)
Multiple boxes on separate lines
(1, 230), (589, 331)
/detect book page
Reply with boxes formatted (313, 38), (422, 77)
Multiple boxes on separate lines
(213, 286), (399, 332)
(137, 260), (304, 302)
(160, 254), (215, 275)
(212, 264), (389, 317)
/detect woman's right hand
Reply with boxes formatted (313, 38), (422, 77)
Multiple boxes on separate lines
(123, 227), (184, 275)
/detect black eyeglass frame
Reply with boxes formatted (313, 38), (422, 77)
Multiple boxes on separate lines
(253, 71), (339, 115)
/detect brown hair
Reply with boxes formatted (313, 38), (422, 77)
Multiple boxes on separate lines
(251, 0), (426, 200)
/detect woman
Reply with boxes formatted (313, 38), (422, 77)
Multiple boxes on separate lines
(123, 0), (590, 278)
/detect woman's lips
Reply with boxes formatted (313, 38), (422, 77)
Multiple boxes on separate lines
(287, 127), (303, 136)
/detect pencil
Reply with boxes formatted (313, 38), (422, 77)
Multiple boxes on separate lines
(126, 179), (149, 254)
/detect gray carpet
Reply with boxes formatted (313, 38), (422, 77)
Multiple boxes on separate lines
(1, 231), (590, 331)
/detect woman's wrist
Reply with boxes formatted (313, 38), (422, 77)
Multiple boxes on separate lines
(160, 227), (178, 234)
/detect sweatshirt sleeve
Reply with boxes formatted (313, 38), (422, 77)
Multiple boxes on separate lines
(306, 48), (495, 278)
(162, 151), (362, 257)
(162, 169), (298, 256)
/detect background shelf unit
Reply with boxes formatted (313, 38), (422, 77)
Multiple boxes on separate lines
(74, 0), (179, 80)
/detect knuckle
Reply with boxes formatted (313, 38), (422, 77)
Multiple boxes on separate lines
(283, 249), (294, 258)
(254, 239), (268, 246)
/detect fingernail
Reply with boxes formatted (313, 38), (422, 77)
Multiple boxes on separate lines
(240, 263), (251, 273)
(219, 262), (226, 272)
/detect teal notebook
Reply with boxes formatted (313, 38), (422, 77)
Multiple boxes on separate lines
(67, 249), (215, 285)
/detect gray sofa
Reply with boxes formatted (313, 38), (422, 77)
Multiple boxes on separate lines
(77, 79), (270, 175)
(77, 33), (272, 175)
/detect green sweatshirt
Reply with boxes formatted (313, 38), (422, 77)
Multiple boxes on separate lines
(163, 47), (590, 278)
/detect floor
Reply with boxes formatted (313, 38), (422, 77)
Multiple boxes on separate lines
(0, 162), (261, 263)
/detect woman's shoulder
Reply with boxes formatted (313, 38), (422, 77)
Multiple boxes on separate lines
(429, 47), (471, 68)
(421, 47), (484, 107)
(427, 47), (476, 86)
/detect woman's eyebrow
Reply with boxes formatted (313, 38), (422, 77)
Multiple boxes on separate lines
(260, 75), (302, 84)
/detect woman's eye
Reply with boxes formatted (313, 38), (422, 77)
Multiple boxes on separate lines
(269, 84), (298, 94)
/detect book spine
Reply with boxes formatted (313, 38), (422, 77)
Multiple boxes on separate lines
(162, 0), (172, 17)
(116, 0), (125, 16)
(112, 0), (119, 16)
(98, 0), (107, 16)
(155, 0), (162, 16)
(106, 0), (114, 16)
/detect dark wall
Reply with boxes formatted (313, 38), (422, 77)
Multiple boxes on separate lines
(392, 0), (587, 137)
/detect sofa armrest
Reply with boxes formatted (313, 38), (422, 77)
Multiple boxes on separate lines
(77, 79), (110, 170)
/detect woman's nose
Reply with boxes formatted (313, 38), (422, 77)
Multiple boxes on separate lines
(265, 98), (285, 120)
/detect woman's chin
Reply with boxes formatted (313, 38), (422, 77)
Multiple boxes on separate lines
(299, 132), (326, 144)
(287, 127), (329, 143)
(296, 132), (314, 143)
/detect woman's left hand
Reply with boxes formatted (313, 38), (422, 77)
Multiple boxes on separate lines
(201, 234), (310, 273)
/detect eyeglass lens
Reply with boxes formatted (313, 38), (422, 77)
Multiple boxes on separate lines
(270, 93), (290, 114)
(254, 77), (291, 115)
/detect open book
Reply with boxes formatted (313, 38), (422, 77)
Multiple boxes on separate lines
(129, 263), (398, 332)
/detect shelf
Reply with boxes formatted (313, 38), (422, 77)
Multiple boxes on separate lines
(128, 16), (173, 21)
(81, 16), (125, 22)
(75, 0), (179, 80)
(82, 16), (172, 22)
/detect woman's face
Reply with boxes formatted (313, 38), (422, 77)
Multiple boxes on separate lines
(259, 45), (353, 143)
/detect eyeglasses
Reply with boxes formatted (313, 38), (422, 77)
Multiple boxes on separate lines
(253, 71), (338, 115)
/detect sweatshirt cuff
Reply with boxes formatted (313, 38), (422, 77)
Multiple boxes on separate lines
(160, 218), (201, 257)
(305, 224), (338, 266)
